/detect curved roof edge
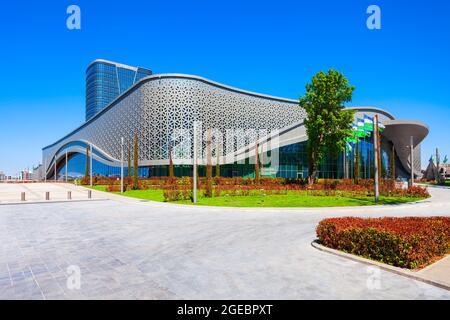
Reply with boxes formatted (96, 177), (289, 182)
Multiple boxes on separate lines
(347, 106), (395, 120)
(384, 119), (429, 130)
(42, 73), (397, 150)
(86, 59), (152, 73)
(141, 74), (301, 104)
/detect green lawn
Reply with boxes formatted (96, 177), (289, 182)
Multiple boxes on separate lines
(91, 186), (425, 207)
(174, 194), (424, 207)
(91, 186), (166, 202)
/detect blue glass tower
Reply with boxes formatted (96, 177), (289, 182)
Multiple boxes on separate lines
(85, 59), (152, 121)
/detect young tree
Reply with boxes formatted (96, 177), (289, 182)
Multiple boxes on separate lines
(216, 141), (221, 178)
(390, 144), (396, 180)
(133, 134), (139, 190)
(254, 141), (260, 182)
(127, 141), (131, 177)
(299, 69), (355, 184)
(205, 129), (213, 197)
(169, 143), (174, 178)
(354, 142), (360, 184)
(84, 145), (89, 180)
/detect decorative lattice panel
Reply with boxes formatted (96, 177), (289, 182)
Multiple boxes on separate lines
(43, 76), (306, 169)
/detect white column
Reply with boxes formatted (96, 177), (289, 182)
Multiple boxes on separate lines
(54, 155), (57, 181)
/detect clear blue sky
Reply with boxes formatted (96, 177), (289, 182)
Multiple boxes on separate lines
(0, 0), (449, 175)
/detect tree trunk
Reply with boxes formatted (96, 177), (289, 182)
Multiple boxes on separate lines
(205, 129), (213, 197)
(307, 152), (317, 185)
(216, 141), (220, 178)
(133, 134), (138, 190)
(254, 141), (260, 183)
(391, 144), (396, 180)
(354, 141), (360, 184)
(127, 142), (131, 177)
(169, 144), (174, 178)
(85, 145), (89, 180)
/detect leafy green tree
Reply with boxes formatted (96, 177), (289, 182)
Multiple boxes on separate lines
(299, 69), (355, 184)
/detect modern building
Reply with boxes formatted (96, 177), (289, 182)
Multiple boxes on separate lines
(18, 169), (33, 181)
(42, 60), (428, 181)
(31, 164), (44, 181)
(86, 59), (152, 121)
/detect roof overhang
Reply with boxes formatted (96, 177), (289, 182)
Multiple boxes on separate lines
(381, 120), (429, 175)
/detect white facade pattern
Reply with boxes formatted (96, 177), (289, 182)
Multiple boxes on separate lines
(43, 75), (305, 174)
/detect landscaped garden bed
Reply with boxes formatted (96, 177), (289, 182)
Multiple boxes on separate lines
(87, 177), (430, 207)
(316, 217), (450, 269)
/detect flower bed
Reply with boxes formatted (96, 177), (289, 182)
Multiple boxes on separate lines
(88, 176), (430, 199)
(316, 217), (450, 269)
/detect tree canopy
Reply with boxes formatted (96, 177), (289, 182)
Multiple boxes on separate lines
(299, 69), (355, 183)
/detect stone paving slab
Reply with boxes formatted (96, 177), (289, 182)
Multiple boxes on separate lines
(312, 241), (450, 291)
(0, 184), (449, 300)
(0, 183), (106, 204)
(418, 256), (450, 288)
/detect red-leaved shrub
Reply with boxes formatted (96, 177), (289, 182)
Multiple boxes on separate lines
(316, 217), (450, 269)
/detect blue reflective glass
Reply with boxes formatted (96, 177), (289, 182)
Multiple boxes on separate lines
(85, 61), (152, 121)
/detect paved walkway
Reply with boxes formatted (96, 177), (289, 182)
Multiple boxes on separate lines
(418, 256), (450, 287)
(0, 183), (105, 204)
(0, 184), (449, 299)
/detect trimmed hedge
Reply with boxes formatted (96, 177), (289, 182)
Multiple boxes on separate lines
(316, 217), (450, 269)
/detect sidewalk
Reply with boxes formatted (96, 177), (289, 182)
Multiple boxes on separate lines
(418, 256), (450, 288)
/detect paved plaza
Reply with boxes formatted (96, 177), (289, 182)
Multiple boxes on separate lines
(0, 182), (106, 204)
(0, 183), (449, 299)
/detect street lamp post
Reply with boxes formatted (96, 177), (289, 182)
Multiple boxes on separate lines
(54, 155), (57, 182)
(121, 137), (124, 193)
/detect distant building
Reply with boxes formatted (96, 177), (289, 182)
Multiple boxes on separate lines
(32, 164), (44, 181)
(85, 59), (152, 121)
(439, 163), (450, 179)
(0, 171), (5, 181)
(19, 169), (33, 181)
